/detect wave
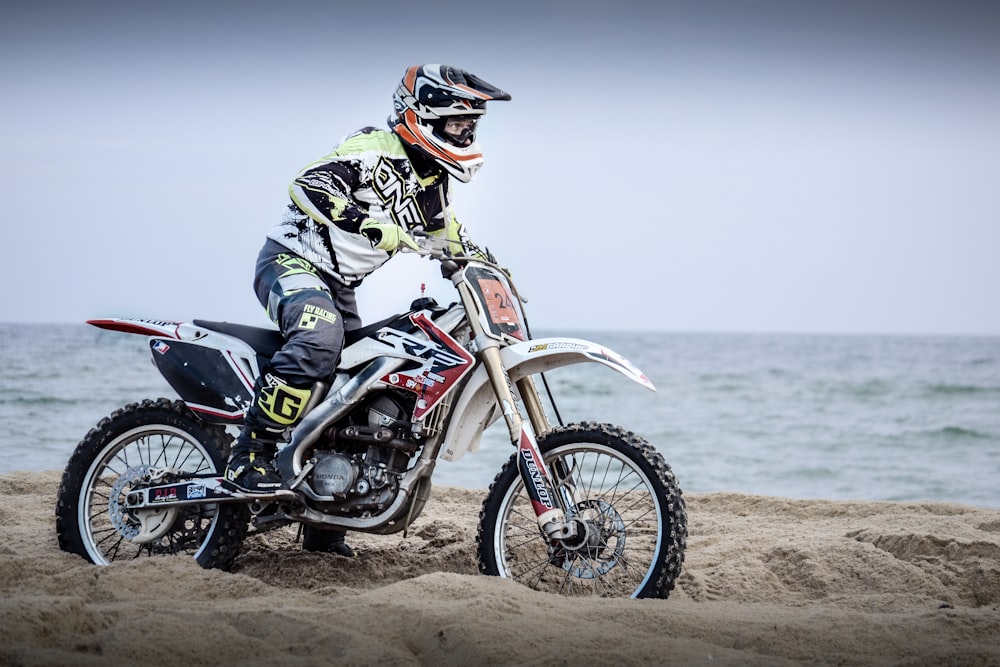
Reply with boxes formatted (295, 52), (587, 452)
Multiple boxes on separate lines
(936, 426), (992, 440)
(0, 396), (83, 407)
(924, 383), (1000, 396)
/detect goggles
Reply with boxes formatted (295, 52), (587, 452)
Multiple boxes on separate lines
(439, 116), (479, 147)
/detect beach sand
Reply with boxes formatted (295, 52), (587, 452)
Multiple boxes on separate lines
(1, 470), (998, 666)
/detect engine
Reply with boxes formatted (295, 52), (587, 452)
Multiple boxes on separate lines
(303, 393), (419, 515)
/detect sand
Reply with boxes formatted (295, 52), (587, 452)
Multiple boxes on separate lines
(1, 471), (998, 666)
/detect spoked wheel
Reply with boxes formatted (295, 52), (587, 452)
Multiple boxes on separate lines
(56, 398), (248, 569)
(477, 422), (686, 598)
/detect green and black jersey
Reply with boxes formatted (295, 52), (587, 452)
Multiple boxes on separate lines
(267, 126), (473, 287)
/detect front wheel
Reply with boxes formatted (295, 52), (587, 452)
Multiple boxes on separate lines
(476, 422), (687, 598)
(56, 398), (248, 569)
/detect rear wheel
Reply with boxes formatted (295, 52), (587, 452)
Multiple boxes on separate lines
(476, 422), (686, 598)
(56, 398), (248, 569)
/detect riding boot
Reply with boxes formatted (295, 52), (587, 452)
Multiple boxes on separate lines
(225, 422), (282, 491)
(302, 526), (355, 557)
(226, 370), (313, 491)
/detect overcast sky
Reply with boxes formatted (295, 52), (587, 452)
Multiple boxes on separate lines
(2, 0), (998, 335)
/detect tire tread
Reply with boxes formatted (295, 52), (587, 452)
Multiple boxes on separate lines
(55, 398), (248, 569)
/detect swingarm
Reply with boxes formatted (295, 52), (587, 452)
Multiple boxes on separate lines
(121, 471), (295, 511)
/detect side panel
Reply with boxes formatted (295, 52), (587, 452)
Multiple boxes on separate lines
(439, 337), (655, 461)
(150, 340), (255, 423)
(89, 317), (264, 423)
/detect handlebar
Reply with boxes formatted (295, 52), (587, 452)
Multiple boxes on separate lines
(406, 230), (524, 302)
(407, 230), (492, 268)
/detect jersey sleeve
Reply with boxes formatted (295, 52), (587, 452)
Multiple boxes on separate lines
(288, 157), (369, 234)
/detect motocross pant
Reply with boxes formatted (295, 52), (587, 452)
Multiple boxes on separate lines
(235, 239), (361, 451)
(234, 240), (361, 550)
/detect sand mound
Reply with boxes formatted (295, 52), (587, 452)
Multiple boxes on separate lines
(1, 471), (998, 666)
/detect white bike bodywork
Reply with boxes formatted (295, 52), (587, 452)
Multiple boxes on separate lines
(61, 245), (687, 600)
(441, 337), (654, 461)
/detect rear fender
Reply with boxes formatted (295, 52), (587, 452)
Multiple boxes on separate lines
(439, 337), (654, 461)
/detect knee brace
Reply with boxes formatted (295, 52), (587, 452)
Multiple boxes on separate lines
(255, 370), (313, 427)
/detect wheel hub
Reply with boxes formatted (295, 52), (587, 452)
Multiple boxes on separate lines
(550, 500), (627, 579)
(108, 465), (179, 544)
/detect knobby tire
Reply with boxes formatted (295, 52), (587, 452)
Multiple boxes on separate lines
(55, 398), (248, 569)
(476, 422), (687, 599)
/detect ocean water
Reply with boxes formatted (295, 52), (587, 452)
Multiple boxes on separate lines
(1, 323), (998, 508)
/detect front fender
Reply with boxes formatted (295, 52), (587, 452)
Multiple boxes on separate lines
(439, 337), (654, 462)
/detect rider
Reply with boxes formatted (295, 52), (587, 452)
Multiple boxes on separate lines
(225, 64), (511, 556)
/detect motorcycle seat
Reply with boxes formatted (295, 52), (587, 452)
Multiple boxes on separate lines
(193, 320), (285, 358)
(194, 301), (445, 361)
(192, 316), (405, 360)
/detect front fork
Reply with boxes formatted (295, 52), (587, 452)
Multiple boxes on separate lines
(451, 273), (578, 542)
(474, 340), (576, 542)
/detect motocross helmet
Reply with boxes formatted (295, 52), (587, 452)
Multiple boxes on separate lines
(389, 64), (511, 183)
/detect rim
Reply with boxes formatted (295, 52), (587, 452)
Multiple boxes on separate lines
(493, 442), (664, 598)
(78, 424), (220, 564)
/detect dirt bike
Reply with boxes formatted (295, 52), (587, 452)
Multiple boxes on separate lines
(56, 236), (687, 598)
